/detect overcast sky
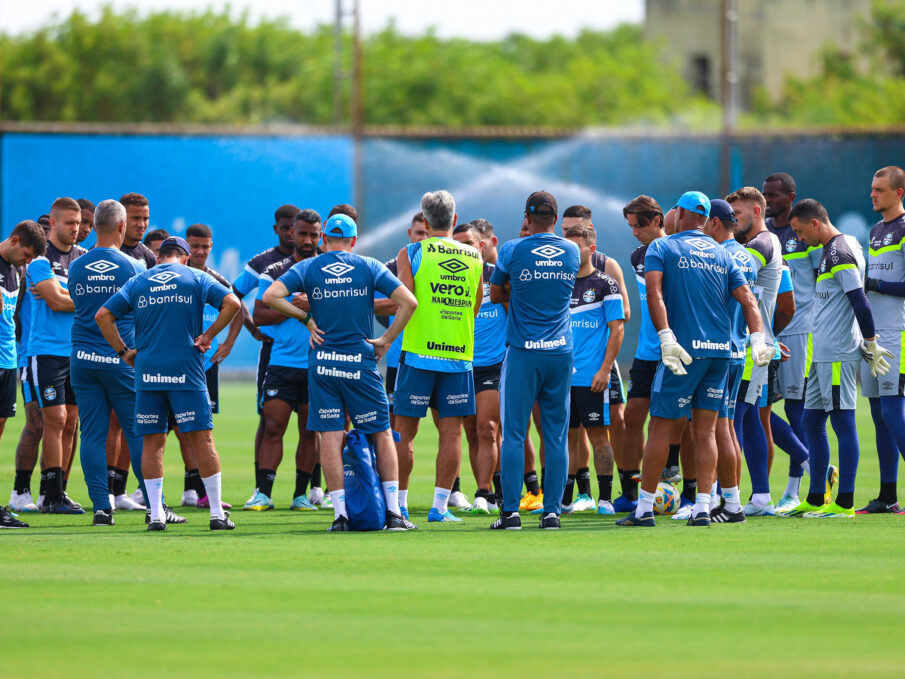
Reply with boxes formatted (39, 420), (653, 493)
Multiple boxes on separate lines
(0, 0), (644, 40)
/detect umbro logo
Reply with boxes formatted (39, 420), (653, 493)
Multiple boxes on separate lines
(438, 258), (468, 274)
(321, 262), (355, 277)
(148, 271), (179, 285)
(686, 237), (715, 251)
(85, 260), (119, 274)
(531, 245), (565, 259)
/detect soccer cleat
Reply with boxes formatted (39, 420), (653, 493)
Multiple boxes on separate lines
(290, 494), (318, 511)
(660, 464), (681, 485)
(147, 520), (166, 532)
(327, 515), (350, 532)
(448, 490), (471, 509)
(687, 511), (711, 527)
(489, 511), (521, 530)
(0, 506), (29, 528)
(9, 491), (38, 513)
(308, 486), (325, 505)
(777, 500), (823, 517)
(114, 493), (146, 511)
(678, 494), (693, 510)
(560, 502), (574, 515)
(743, 501), (776, 517)
(321, 495), (333, 509)
(776, 493), (801, 512)
(244, 488), (259, 506)
(539, 512), (560, 530)
(242, 490), (274, 511)
(42, 496), (85, 514)
(469, 496), (491, 514)
(672, 504), (693, 520)
(385, 513), (408, 531)
(571, 494), (595, 512)
(855, 498), (900, 514)
(427, 507), (462, 522)
(210, 512), (236, 531)
(518, 492), (538, 511)
(400, 505), (410, 520)
(616, 511), (656, 527)
(710, 505), (746, 524)
(197, 494), (232, 510)
(825, 464), (838, 505)
(145, 504), (187, 525)
(129, 488), (146, 506)
(611, 494), (637, 513)
(401, 515), (419, 530)
(92, 509), (115, 526)
(803, 502), (855, 519)
(181, 490), (199, 507)
(596, 500), (615, 515)
(36, 494), (45, 512)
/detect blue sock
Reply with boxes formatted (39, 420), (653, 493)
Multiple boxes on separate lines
(829, 409), (859, 507)
(802, 408), (830, 504)
(770, 411), (809, 476)
(878, 396), (905, 482)
(785, 398), (806, 442)
(737, 400), (770, 494)
(870, 397), (899, 484)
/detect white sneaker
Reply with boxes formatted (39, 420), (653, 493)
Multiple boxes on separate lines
(448, 490), (471, 509)
(572, 494), (596, 512)
(743, 501), (776, 517)
(596, 500), (615, 515)
(9, 490), (38, 513)
(36, 494), (45, 511)
(115, 493), (146, 510)
(309, 486), (325, 506)
(469, 496), (490, 514)
(181, 489), (199, 507)
(129, 488), (146, 505)
(672, 504), (694, 520)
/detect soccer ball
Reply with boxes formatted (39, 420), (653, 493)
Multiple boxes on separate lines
(654, 482), (681, 515)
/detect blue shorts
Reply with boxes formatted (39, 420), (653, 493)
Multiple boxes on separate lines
(720, 361), (745, 419)
(651, 357), (730, 419)
(393, 359), (475, 419)
(307, 361), (390, 433)
(135, 389), (213, 435)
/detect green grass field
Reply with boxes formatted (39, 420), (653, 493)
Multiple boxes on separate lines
(1, 382), (904, 678)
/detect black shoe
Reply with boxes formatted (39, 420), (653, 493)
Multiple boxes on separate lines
(855, 498), (900, 514)
(539, 512), (560, 530)
(92, 509), (115, 526)
(0, 506), (29, 528)
(687, 511), (712, 527)
(710, 505), (746, 523)
(489, 511), (521, 530)
(327, 515), (351, 532)
(42, 496), (86, 515)
(145, 504), (187, 525)
(385, 513), (408, 531)
(615, 511), (655, 527)
(210, 512), (235, 531)
(147, 520), (167, 532)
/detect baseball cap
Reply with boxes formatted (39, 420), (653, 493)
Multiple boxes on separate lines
(159, 236), (190, 254)
(709, 199), (737, 223)
(525, 191), (558, 216)
(674, 191), (711, 217)
(323, 213), (357, 238)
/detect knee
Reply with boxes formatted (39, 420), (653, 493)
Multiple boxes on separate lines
(477, 418), (498, 444)
(262, 418), (286, 441)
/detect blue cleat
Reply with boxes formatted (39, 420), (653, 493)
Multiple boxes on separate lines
(615, 511), (656, 527)
(427, 508), (462, 522)
(612, 494), (638, 513)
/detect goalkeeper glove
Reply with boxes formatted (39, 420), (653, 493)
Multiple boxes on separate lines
(860, 338), (893, 378)
(658, 328), (692, 376)
(749, 331), (774, 367)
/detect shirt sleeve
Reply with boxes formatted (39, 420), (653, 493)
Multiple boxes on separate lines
(827, 242), (863, 293)
(603, 278), (625, 322)
(277, 261), (307, 295)
(27, 258), (54, 285)
(727, 256), (747, 291)
(103, 278), (135, 318)
(370, 258), (402, 298)
(808, 245), (824, 270)
(778, 265), (793, 294)
(490, 242), (512, 284)
(233, 264), (259, 296)
(256, 271), (274, 301)
(643, 239), (665, 274)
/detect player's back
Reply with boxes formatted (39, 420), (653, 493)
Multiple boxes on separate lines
(26, 242), (86, 357)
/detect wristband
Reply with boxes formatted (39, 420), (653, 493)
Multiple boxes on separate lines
(301, 313), (311, 325)
(116, 347), (129, 358)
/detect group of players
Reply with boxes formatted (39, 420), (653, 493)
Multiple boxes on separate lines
(2, 164), (904, 531)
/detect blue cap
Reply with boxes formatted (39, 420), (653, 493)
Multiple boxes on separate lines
(674, 191), (711, 217)
(159, 236), (190, 255)
(709, 199), (736, 223)
(323, 213), (357, 238)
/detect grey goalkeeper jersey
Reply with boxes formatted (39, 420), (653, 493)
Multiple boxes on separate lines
(866, 213), (905, 331)
(767, 217), (822, 335)
(813, 234), (865, 363)
(744, 229), (783, 345)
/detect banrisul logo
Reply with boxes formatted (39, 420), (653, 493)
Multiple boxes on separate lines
(85, 261), (118, 274)
(438, 258), (468, 274)
(321, 262), (355, 278)
(148, 271), (179, 285)
(531, 244), (565, 267)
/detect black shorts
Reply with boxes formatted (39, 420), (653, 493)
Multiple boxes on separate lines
(608, 363), (625, 405)
(20, 366), (36, 405)
(0, 367), (17, 418)
(28, 355), (76, 407)
(473, 363), (502, 393)
(206, 363), (220, 414)
(627, 358), (659, 400)
(256, 341), (272, 415)
(768, 358), (783, 405)
(569, 386), (609, 429)
(262, 365), (309, 412)
(385, 366), (398, 411)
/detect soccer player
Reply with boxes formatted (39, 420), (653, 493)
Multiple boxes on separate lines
(264, 213), (419, 531)
(562, 224), (625, 515)
(393, 190), (483, 523)
(68, 199), (149, 526)
(619, 195), (666, 513)
(232, 204), (299, 497)
(0, 221), (46, 528)
(490, 190), (579, 530)
(859, 166), (905, 513)
(143, 229), (169, 257)
(118, 193), (157, 270)
(725, 186), (783, 516)
(245, 210), (322, 511)
(76, 199), (95, 244)
(452, 221), (506, 514)
(28, 197), (87, 514)
(97, 236), (241, 531)
(616, 191), (770, 528)
(781, 200), (891, 518)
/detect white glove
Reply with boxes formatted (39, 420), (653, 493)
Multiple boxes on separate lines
(861, 338), (893, 377)
(749, 331), (773, 367)
(658, 329), (692, 376)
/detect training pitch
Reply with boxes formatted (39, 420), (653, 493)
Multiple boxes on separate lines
(1, 382), (903, 678)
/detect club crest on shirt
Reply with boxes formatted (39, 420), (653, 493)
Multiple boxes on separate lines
(785, 238), (797, 252)
(582, 289), (595, 303)
(883, 232), (894, 246)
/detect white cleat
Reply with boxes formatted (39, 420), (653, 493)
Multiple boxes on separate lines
(469, 496), (490, 514)
(743, 501), (776, 517)
(181, 489), (199, 507)
(309, 486), (325, 506)
(776, 493), (800, 512)
(572, 494), (596, 512)
(448, 490), (471, 509)
(9, 490), (39, 513)
(115, 493), (146, 511)
(244, 488), (259, 506)
(672, 504), (694, 520)
(129, 488), (146, 506)
(36, 494), (45, 512)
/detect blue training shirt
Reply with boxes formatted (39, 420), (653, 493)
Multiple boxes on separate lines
(257, 256), (312, 370)
(17, 286), (31, 369)
(234, 246), (290, 341)
(630, 241), (661, 361)
(570, 268), (625, 386)
(26, 241), (86, 358)
(490, 233), (579, 354)
(719, 238), (758, 362)
(378, 256), (405, 369)
(69, 247), (145, 371)
(644, 230), (747, 359)
(104, 262), (230, 391)
(198, 266), (231, 372)
(473, 262), (507, 367)
(0, 254), (22, 370)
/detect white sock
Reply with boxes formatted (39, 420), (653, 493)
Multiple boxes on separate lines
(710, 486), (719, 506)
(722, 486), (741, 513)
(432, 487), (450, 514)
(201, 472), (225, 520)
(801, 459), (810, 476)
(692, 492), (711, 517)
(751, 492), (772, 507)
(785, 475), (802, 497)
(329, 490), (347, 520)
(382, 480), (400, 517)
(398, 489), (408, 509)
(145, 477), (164, 523)
(637, 489), (656, 516)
